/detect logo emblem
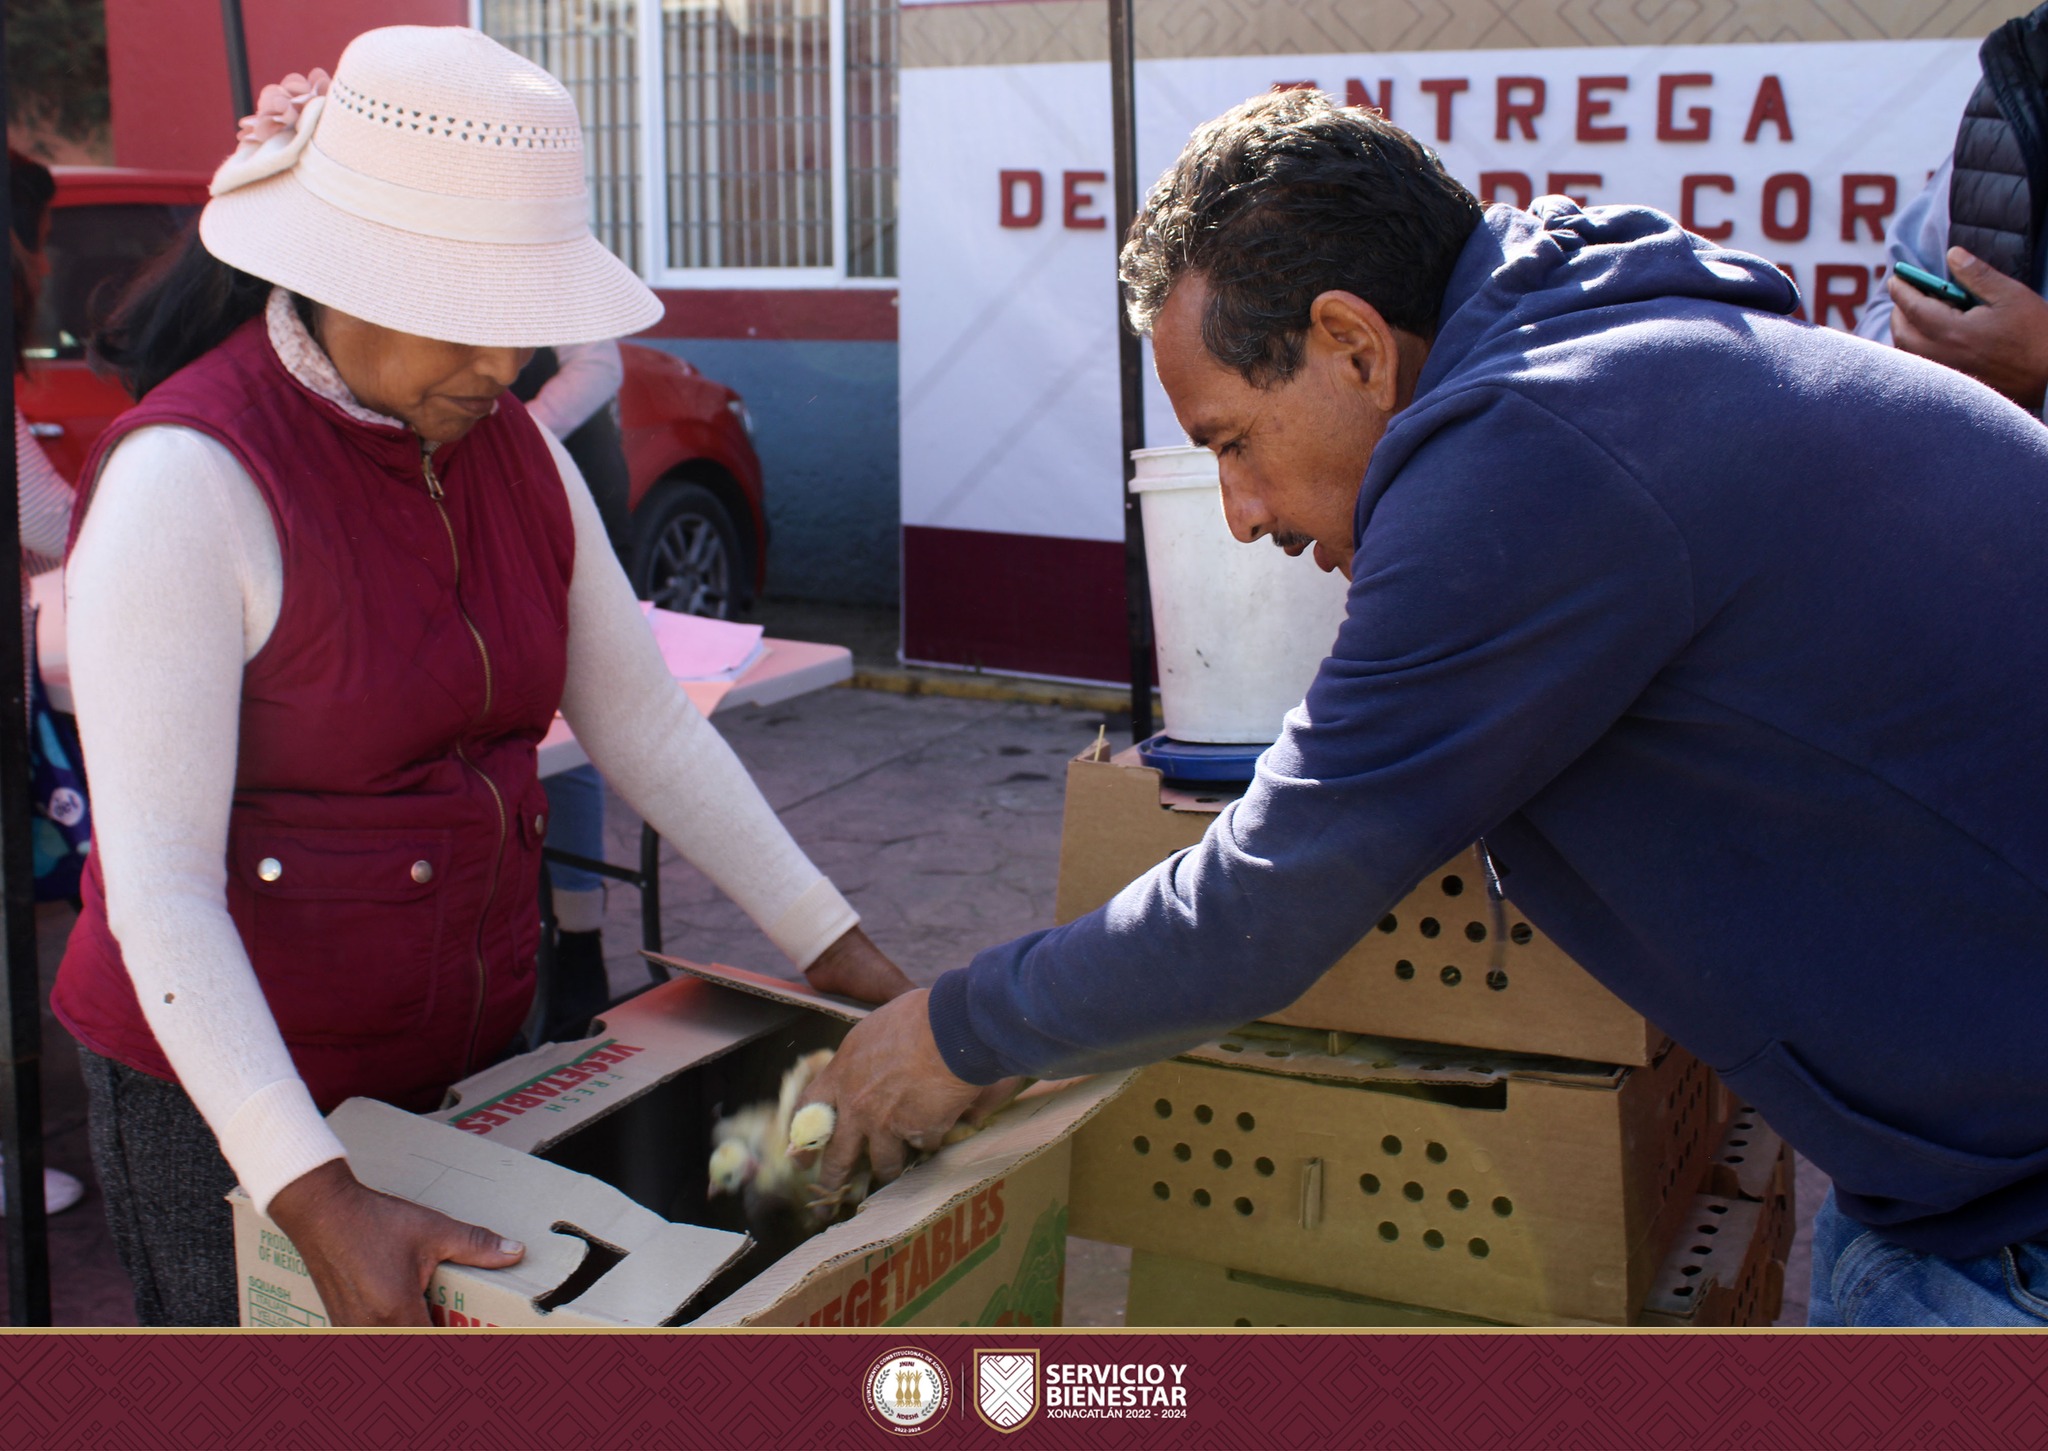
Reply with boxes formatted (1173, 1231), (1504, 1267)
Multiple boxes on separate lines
(974, 1348), (1040, 1433)
(863, 1347), (952, 1435)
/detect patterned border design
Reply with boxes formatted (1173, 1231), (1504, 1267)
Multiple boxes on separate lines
(904, 0), (2040, 68)
(8, 1329), (2048, 1446)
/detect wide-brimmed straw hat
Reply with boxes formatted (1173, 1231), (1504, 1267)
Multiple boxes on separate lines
(199, 26), (662, 347)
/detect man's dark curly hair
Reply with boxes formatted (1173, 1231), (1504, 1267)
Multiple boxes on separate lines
(1120, 88), (1483, 386)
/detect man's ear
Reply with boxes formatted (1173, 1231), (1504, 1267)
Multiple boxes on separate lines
(1306, 289), (1402, 412)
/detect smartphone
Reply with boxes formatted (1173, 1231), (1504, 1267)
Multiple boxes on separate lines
(1894, 261), (1980, 311)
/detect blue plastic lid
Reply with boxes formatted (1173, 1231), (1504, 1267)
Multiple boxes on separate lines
(1134, 733), (1267, 785)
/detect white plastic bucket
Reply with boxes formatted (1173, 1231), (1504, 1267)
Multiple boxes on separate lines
(1130, 444), (1351, 744)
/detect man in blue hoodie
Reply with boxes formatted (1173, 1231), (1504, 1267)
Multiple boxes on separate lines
(802, 89), (2048, 1326)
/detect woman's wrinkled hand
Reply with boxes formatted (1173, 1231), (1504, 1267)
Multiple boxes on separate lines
(804, 925), (918, 1005)
(265, 1158), (525, 1327)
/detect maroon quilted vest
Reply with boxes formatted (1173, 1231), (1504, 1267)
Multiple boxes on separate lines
(53, 318), (573, 1113)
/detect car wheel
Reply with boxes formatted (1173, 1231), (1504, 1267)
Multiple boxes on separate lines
(631, 481), (745, 619)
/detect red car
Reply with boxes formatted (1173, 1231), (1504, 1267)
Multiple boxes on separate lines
(21, 167), (766, 617)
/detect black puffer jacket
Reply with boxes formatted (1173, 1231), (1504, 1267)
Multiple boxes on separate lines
(1951, 2), (2048, 287)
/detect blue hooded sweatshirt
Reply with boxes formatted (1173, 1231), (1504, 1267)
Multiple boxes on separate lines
(926, 199), (2048, 1259)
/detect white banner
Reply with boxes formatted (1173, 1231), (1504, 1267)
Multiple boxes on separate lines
(901, 40), (1983, 543)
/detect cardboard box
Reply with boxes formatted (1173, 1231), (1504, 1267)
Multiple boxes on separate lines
(1055, 746), (1667, 1065)
(1638, 1190), (1786, 1328)
(232, 962), (1130, 1327)
(1126, 1181), (1784, 1328)
(1070, 1022), (1722, 1326)
(1126, 1251), (1500, 1328)
(1707, 1111), (1796, 1262)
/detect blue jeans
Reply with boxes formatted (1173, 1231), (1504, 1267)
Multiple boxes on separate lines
(1809, 1187), (2048, 1326)
(542, 764), (607, 893)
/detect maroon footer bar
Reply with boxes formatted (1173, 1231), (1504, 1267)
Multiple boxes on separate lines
(4, 1331), (2045, 1449)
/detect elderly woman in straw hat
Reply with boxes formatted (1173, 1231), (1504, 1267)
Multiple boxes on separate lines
(56, 27), (913, 1327)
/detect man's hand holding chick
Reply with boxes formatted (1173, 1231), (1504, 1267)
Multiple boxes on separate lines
(796, 990), (985, 1194)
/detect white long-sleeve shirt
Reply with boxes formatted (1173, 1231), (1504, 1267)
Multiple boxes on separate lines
(65, 298), (856, 1213)
(526, 339), (624, 438)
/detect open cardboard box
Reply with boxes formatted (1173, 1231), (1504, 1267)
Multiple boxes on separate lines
(232, 961), (1131, 1328)
(1057, 745), (1667, 1066)
(1070, 1022), (1724, 1326)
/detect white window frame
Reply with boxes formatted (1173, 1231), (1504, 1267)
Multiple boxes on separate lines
(475, 0), (890, 290)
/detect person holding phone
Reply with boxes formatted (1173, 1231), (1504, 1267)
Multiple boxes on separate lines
(1858, 3), (2048, 416)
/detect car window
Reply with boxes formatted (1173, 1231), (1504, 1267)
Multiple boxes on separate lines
(28, 203), (198, 360)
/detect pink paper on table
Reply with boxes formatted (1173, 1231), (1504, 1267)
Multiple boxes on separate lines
(639, 604), (768, 716)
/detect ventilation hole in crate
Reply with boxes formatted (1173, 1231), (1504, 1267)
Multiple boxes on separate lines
(1707, 1205), (1728, 1215)
(1174, 1143), (1191, 1162)
(1681, 1264), (1702, 1277)
(1424, 1229), (1445, 1249)
(1378, 1222), (1399, 1242)
(1133, 1136), (1151, 1155)
(1510, 923), (1533, 945)
(1420, 1062), (1445, 1072)
(1264, 1050), (1288, 1059)
(1195, 796), (1221, 804)
(1213, 1149), (1233, 1170)
(1382, 1135), (1403, 1156)
(1394, 960), (1416, 980)
(1359, 1173), (1380, 1194)
(1448, 1190), (1470, 1211)
(1234, 1197), (1254, 1217)
(1440, 966), (1462, 986)
(1419, 917), (1441, 938)
(1442, 874), (1464, 896)
(1256, 1157), (1275, 1177)
(1378, 914), (1398, 934)
(1192, 1189), (1211, 1208)
(1465, 921), (1488, 942)
(1673, 1286), (1693, 1298)
(1468, 1238), (1490, 1259)
(1426, 1142), (1448, 1163)
(1486, 970), (1510, 992)
(1234, 1318), (1251, 1326)
(1403, 1182), (1424, 1202)
(1724, 1154), (1745, 1164)
(1238, 1112), (1256, 1132)
(1727, 1138), (1748, 1148)
(1154, 1098), (1173, 1118)
(1195, 1104), (1214, 1124)
(1688, 1245), (1711, 1254)
(1152, 1182), (1170, 1200)
(1219, 1042), (1243, 1053)
(1492, 1196), (1514, 1218)
(1697, 1225), (1718, 1235)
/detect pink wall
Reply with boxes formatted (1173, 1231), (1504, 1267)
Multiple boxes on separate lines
(106, 0), (468, 173)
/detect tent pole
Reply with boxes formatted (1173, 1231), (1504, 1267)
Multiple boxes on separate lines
(1108, 0), (1153, 743)
(0, 5), (54, 1326)
(221, 0), (255, 124)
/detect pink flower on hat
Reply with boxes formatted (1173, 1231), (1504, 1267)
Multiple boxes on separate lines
(236, 70), (331, 146)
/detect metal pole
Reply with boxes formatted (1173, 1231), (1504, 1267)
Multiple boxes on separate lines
(0, 7), (53, 1326)
(221, 0), (255, 124)
(1107, 0), (1153, 743)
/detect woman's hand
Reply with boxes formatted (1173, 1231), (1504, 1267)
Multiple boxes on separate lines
(804, 925), (917, 1005)
(265, 1159), (525, 1327)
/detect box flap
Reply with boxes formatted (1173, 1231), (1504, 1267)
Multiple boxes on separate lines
(1182, 1021), (1624, 1091)
(643, 954), (871, 1024)
(328, 1098), (750, 1326)
(431, 972), (800, 1154)
(692, 1070), (1136, 1326)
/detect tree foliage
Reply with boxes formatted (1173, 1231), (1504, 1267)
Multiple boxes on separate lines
(7, 0), (110, 141)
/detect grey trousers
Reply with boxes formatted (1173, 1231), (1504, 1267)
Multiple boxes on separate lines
(78, 1047), (239, 1327)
